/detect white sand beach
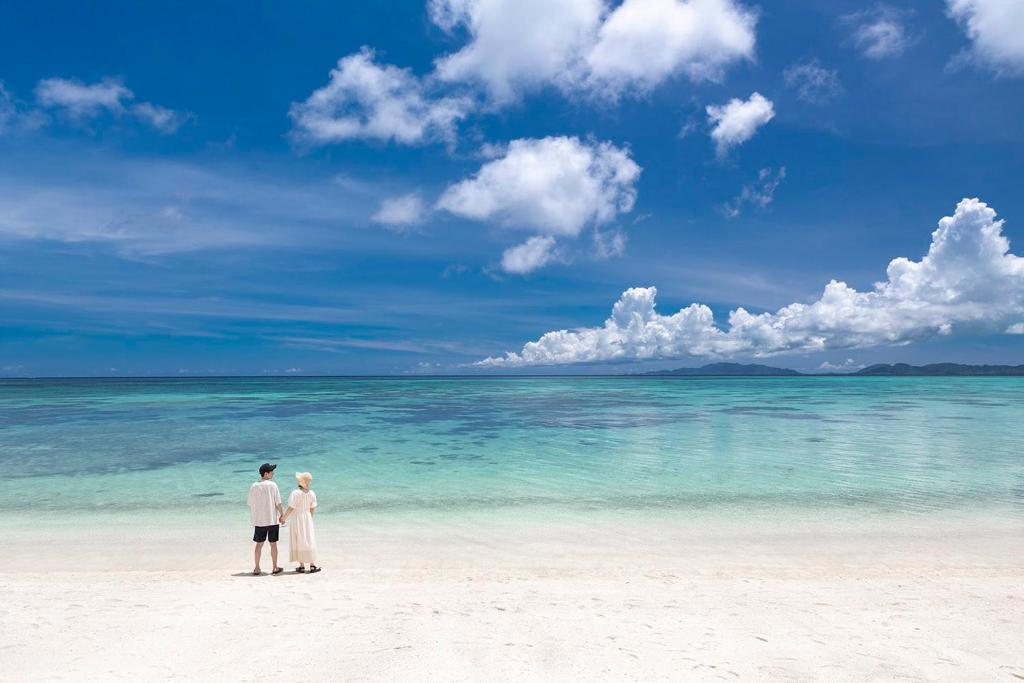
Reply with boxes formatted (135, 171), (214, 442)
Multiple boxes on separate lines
(2, 514), (1022, 681)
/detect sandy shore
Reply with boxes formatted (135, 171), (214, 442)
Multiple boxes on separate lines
(2, 516), (1022, 681)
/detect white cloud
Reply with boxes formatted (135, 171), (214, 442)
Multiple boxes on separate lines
(0, 84), (16, 132)
(783, 60), (843, 104)
(501, 235), (559, 274)
(706, 92), (774, 157)
(372, 192), (426, 229)
(35, 77), (132, 118)
(429, 0), (757, 102)
(33, 77), (187, 132)
(477, 198), (1024, 366)
(289, 47), (471, 145)
(130, 102), (189, 134)
(723, 166), (785, 218)
(585, 0), (758, 96)
(1007, 322), (1024, 334)
(0, 154), (373, 256)
(818, 358), (863, 372)
(947, 0), (1024, 75)
(437, 136), (641, 237)
(594, 226), (627, 259)
(430, 0), (604, 104)
(846, 6), (912, 60)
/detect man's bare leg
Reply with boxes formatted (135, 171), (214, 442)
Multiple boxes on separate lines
(254, 541), (264, 573)
(270, 542), (280, 572)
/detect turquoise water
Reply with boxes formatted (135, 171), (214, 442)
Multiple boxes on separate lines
(1, 377), (1022, 523)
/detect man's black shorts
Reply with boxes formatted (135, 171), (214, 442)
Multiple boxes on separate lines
(253, 525), (280, 543)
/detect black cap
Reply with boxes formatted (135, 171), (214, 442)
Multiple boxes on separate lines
(259, 463), (277, 475)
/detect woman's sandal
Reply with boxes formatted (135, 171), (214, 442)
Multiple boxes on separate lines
(308, 565), (322, 574)
(296, 567), (306, 573)
(271, 567), (284, 575)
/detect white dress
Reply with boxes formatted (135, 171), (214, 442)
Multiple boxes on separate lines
(287, 489), (318, 564)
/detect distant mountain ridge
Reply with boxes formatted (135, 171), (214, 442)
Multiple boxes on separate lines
(643, 363), (801, 376)
(641, 362), (1024, 377)
(855, 363), (1024, 376)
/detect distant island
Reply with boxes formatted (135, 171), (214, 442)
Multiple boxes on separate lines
(643, 363), (801, 376)
(854, 363), (1024, 376)
(641, 362), (1024, 377)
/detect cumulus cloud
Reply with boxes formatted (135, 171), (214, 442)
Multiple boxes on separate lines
(477, 198), (1024, 366)
(586, 0), (757, 95)
(783, 60), (843, 104)
(501, 235), (559, 274)
(1007, 322), (1024, 334)
(947, 0), (1024, 75)
(372, 192), (426, 229)
(430, 0), (604, 104)
(430, 0), (756, 102)
(706, 92), (774, 157)
(722, 166), (785, 218)
(289, 47), (471, 146)
(846, 6), (913, 60)
(437, 136), (641, 237)
(34, 77), (188, 133)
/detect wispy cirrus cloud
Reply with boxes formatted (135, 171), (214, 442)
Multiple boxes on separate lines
(722, 166), (785, 218)
(34, 77), (190, 133)
(0, 152), (373, 256)
(477, 199), (1024, 366)
(844, 5), (914, 60)
(783, 60), (843, 104)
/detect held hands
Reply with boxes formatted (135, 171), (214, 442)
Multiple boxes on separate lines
(279, 514), (286, 525)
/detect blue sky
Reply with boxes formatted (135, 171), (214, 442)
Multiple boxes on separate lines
(1, 0), (1023, 376)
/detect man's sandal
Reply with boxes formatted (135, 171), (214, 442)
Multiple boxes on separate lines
(271, 567), (284, 575)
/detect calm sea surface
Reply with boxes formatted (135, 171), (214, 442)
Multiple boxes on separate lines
(2, 377), (1022, 524)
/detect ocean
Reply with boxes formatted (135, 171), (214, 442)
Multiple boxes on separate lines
(2, 376), (1022, 528)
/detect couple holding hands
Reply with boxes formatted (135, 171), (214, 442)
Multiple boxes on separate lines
(246, 463), (321, 575)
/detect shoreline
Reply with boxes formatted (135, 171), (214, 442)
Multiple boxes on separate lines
(3, 514), (1021, 679)
(7, 508), (1021, 571)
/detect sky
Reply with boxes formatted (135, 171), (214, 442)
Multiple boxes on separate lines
(1, 0), (1023, 376)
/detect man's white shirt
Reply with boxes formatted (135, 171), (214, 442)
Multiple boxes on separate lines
(248, 480), (281, 527)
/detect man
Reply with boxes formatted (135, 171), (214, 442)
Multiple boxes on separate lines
(247, 463), (285, 575)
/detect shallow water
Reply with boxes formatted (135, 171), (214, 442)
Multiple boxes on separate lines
(1, 377), (1022, 525)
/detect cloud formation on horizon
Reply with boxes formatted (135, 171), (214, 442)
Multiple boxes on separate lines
(477, 198), (1024, 366)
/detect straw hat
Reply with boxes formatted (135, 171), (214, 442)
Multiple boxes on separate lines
(295, 471), (313, 488)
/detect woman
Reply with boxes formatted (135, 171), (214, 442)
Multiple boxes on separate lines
(279, 471), (321, 574)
